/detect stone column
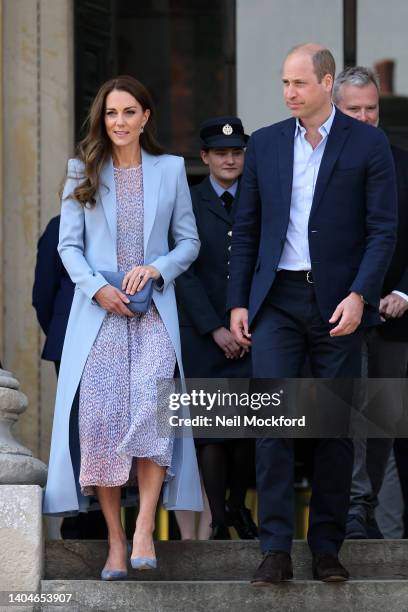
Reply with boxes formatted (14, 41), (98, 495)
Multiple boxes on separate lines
(0, 1), (74, 591)
(1, 0), (74, 463)
(0, 368), (47, 592)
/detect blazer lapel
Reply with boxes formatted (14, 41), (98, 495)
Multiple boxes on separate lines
(278, 119), (296, 215)
(142, 149), (162, 253)
(310, 110), (352, 219)
(202, 177), (233, 225)
(99, 158), (117, 245)
(230, 179), (241, 223)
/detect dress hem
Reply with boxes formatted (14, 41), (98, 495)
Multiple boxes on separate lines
(80, 455), (174, 497)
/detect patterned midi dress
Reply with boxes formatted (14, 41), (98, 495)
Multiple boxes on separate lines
(78, 165), (176, 496)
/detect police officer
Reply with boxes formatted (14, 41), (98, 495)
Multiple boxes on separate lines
(177, 116), (251, 376)
(176, 116), (257, 539)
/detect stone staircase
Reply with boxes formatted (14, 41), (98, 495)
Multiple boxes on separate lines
(41, 540), (408, 611)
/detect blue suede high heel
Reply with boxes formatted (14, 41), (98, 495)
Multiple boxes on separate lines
(131, 535), (157, 570)
(100, 542), (131, 580)
(100, 568), (128, 581)
(130, 557), (157, 570)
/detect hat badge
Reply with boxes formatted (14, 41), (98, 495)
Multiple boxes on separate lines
(222, 123), (233, 135)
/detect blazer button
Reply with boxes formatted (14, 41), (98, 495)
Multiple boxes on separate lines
(228, 230), (232, 236)
(228, 246), (231, 251)
(227, 274), (230, 279)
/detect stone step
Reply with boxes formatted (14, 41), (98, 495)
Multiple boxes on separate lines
(45, 539), (408, 581)
(40, 579), (408, 612)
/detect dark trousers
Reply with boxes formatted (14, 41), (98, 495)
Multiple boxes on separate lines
(350, 329), (408, 522)
(251, 275), (362, 554)
(394, 439), (408, 536)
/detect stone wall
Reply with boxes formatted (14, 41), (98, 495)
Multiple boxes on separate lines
(1, 0), (74, 461)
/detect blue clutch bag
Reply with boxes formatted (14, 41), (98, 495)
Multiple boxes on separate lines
(99, 270), (153, 313)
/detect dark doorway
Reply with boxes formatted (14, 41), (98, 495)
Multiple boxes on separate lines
(343, 0), (357, 69)
(74, 0), (236, 172)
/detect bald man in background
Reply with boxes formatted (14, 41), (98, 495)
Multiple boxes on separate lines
(227, 44), (397, 583)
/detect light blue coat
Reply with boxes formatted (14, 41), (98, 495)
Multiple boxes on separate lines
(43, 150), (203, 515)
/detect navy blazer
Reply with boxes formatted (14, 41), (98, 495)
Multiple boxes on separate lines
(378, 145), (408, 341)
(227, 108), (398, 328)
(32, 215), (74, 361)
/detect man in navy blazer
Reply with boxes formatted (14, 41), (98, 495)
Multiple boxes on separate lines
(228, 44), (398, 583)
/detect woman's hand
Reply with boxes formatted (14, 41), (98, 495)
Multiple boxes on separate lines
(122, 265), (161, 295)
(94, 285), (134, 317)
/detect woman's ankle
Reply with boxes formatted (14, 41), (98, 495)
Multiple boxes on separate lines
(134, 516), (155, 535)
(108, 531), (127, 546)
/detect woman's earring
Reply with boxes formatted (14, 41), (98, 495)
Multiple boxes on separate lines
(140, 126), (144, 133)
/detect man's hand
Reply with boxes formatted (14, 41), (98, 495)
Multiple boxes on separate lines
(380, 293), (408, 319)
(329, 292), (364, 337)
(122, 264), (161, 295)
(211, 327), (243, 359)
(230, 307), (252, 349)
(94, 285), (134, 317)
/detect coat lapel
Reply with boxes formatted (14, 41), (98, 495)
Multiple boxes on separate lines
(99, 151), (162, 256)
(310, 110), (352, 219)
(202, 177), (233, 225)
(142, 149), (162, 253)
(278, 119), (296, 215)
(99, 157), (117, 245)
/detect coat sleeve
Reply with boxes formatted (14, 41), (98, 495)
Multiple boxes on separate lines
(226, 135), (262, 310)
(150, 158), (200, 290)
(32, 216), (62, 334)
(175, 192), (224, 335)
(58, 159), (108, 300)
(349, 130), (398, 307)
(176, 262), (224, 336)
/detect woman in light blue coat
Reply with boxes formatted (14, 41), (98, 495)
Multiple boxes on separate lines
(43, 76), (202, 579)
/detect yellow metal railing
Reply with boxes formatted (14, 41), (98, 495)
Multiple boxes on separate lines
(151, 485), (311, 540)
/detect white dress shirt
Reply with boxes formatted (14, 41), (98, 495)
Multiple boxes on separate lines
(392, 290), (408, 302)
(278, 105), (336, 271)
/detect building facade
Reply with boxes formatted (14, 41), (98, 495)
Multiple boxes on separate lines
(1, 0), (407, 461)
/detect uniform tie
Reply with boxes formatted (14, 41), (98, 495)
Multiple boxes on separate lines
(221, 191), (234, 214)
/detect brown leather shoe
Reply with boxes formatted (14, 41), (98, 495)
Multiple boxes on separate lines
(251, 550), (293, 586)
(312, 552), (349, 582)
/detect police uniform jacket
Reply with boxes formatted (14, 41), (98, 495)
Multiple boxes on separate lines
(176, 176), (251, 377)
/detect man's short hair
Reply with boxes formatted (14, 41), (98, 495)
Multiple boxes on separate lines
(333, 66), (380, 105)
(312, 49), (336, 81)
(288, 45), (336, 82)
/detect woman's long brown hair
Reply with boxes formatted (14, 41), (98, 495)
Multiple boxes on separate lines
(64, 76), (164, 208)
